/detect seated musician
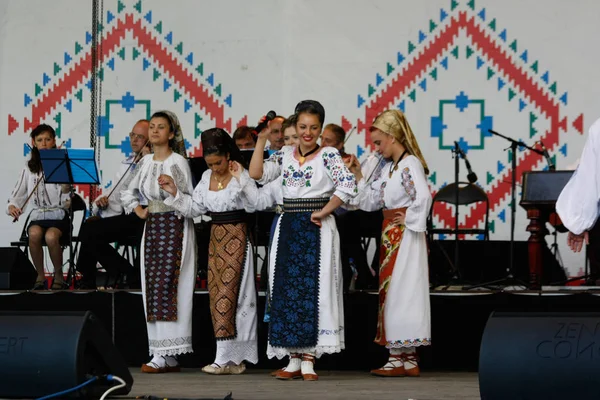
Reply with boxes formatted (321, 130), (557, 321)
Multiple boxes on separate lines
(557, 117), (600, 284)
(321, 123), (385, 291)
(7, 124), (72, 290)
(76, 120), (150, 289)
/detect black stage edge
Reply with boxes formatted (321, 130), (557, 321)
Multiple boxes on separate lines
(2, 290), (599, 371)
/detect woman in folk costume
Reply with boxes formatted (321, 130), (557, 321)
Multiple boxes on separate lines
(7, 124), (71, 290)
(121, 111), (197, 373)
(249, 100), (358, 381)
(347, 109), (432, 377)
(159, 128), (258, 375)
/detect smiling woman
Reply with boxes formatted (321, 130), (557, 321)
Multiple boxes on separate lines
(248, 100), (358, 381)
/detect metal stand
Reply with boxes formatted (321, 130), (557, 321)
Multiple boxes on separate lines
(467, 132), (543, 289)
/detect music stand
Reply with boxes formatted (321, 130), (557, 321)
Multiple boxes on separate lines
(40, 148), (99, 286)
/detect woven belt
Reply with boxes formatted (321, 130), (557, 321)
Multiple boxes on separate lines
(283, 197), (329, 213)
(148, 200), (176, 214)
(209, 210), (247, 224)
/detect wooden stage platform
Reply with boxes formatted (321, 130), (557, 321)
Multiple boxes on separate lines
(2, 286), (600, 374)
(126, 369), (480, 400)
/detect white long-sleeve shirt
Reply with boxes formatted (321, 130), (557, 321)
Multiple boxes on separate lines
(556, 118), (600, 235)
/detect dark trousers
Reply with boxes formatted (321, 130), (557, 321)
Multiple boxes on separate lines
(336, 210), (383, 291)
(76, 213), (144, 285)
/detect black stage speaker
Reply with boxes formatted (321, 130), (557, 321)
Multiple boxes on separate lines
(0, 311), (133, 399)
(0, 247), (37, 289)
(479, 312), (600, 399)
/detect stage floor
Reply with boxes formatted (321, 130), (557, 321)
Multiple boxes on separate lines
(127, 369), (480, 400)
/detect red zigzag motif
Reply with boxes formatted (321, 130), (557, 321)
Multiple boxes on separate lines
(354, 12), (568, 230)
(25, 14), (231, 133)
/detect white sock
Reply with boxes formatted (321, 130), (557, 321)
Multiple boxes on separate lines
(147, 354), (166, 368)
(283, 355), (301, 372)
(301, 355), (316, 375)
(164, 355), (178, 367)
(381, 352), (403, 370)
(402, 347), (418, 370)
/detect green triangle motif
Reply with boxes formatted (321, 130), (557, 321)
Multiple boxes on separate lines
(509, 40), (517, 52)
(118, 48), (126, 60)
(35, 83), (42, 96)
(387, 62), (394, 76)
(368, 84), (375, 97)
(550, 154), (557, 166)
(531, 60), (538, 73)
(508, 88), (516, 101)
(451, 0), (459, 11)
(488, 18), (496, 31)
(508, 150), (512, 163)
(134, 0), (142, 13)
(98, 68), (104, 81)
(132, 48), (141, 60)
(75, 89), (83, 102)
(408, 89), (416, 102)
(54, 113), (62, 138)
(486, 172), (494, 185)
(196, 63), (204, 76)
(489, 220), (495, 234)
(174, 89), (181, 102)
(549, 82), (557, 94)
(97, 23), (103, 33)
(451, 46), (459, 59)
(487, 67), (495, 80)
(153, 68), (161, 81)
(530, 112), (538, 124)
(428, 171), (437, 185)
(75, 42), (83, 56)
(215, 84), (222, 97)
(467, 0), (475, 10)
(53, 62), (61, 76)
(466, 46), (474, 59)
(408, 41), (416, 54)
(155, 21), (162, 34)
(530, 126), (538, 138)
(429, 67), (438, 80)
(429, 20), (437, 33)
(175, 42), (183, 55)
(194, 113), (203, 138)
(117, 0), (125, 13)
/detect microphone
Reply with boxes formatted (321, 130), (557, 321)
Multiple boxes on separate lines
(539, 141), (556, 171)
(454, 141), (478, 183)
(254, 111), (277, 134)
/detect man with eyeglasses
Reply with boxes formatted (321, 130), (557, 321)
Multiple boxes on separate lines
(76, 119), (150, 289)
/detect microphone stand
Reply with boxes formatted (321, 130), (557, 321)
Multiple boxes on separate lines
(469, 130), (543, 290)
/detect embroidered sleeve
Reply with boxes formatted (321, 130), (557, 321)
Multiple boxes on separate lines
(7, 167), (29, 213)
(401, 167), (417, 202)
(120, 156), (147, 214)
(402, 160), (432, 233)
(164, 156), (206, 218)
(321, 148), (358, 203)
(257, 149), (284, 185)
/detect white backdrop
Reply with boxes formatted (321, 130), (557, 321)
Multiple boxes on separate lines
(1, 0), (598, 277)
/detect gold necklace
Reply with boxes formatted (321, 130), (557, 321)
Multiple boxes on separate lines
(213, 173), (229, 190)
(298, 145), (320, 165)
